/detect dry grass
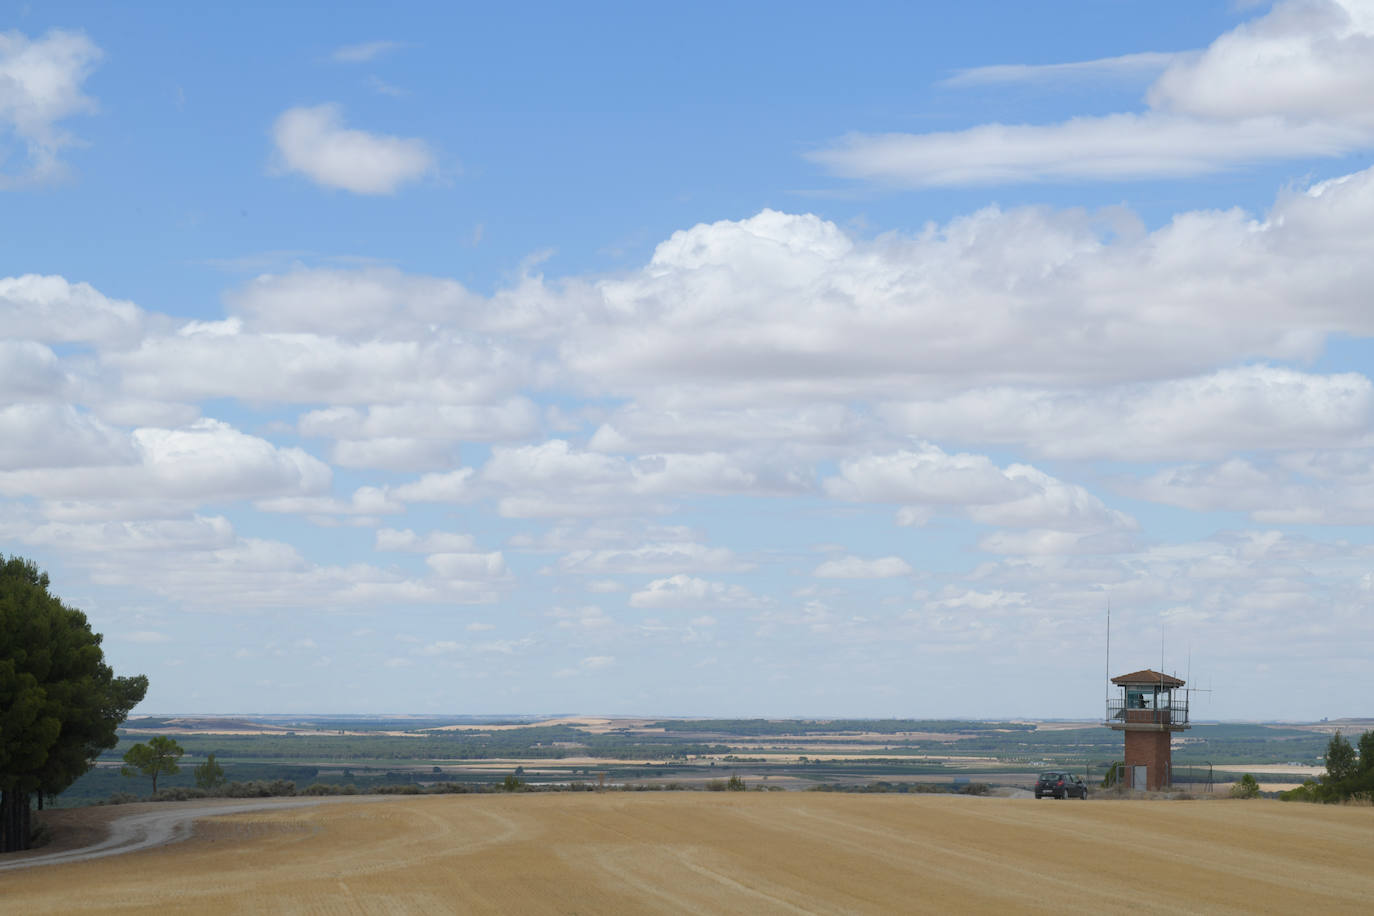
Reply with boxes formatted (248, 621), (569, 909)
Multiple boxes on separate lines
(5, 794), (1372, 914)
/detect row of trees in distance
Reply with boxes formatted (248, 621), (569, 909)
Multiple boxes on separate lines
(1281, 730), (1374, 803)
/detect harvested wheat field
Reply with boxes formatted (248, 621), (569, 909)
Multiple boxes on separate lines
(3, 794), (1372, 914)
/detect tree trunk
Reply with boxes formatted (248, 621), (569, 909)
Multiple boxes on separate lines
(0, 789), (33, 853)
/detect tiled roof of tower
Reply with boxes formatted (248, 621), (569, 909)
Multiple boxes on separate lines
(1111, 669), (1185, 687)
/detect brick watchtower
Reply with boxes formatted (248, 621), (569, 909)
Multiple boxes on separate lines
(1106, 669), (1188, 790)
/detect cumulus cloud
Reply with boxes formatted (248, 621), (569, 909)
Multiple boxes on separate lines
(375, 528), (478, 553)
(256, 485), (403, 520)
(557, 541), (753, 575)
(559, 184), (1374, 405)
(629, 574), (767, 609)
(391, 468), (475, 503)
(0, 29), (102, 186)
(882, 366), (1374, 461)
(825, 443), (1135, 538)
(811, 0), (1374, 185)
(1, 274), (145, 344)
(19, 514), (236, 554)
(0, 418), (331, 502)
(108, 326), (527, 406)
(1131, 453), (1374, 525)
(225, 267), (480, 338)
(481, 440), (794, 518)
(300, 399), (540, 450)
(271, 104), (434, 194)
(812, 555), (913, 579)
(425, 550), (508, 580)
(0, 403), (131, 470)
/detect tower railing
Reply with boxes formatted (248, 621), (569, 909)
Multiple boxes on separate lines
(1105, 698), (1189, 727)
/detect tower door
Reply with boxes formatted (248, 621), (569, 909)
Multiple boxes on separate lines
(1132, 765), (1148, 789)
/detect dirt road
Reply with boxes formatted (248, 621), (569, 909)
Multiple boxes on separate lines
(2, 794), (1370, 913)
(0, 798), (345, 872)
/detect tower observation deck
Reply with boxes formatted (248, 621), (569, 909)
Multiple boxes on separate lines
(1105, 668), (1189, 790)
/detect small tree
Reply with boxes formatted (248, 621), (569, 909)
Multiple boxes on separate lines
(1357, 731), (1374, 778)
(726, 775), (746, 791)
(123, 736), (184, 795)
(194, 753), (225, 790)
(1230, 773), (1260, 799)
(1325, 731), (1357, 783)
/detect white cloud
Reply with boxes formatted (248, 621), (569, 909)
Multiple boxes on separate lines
(812, 555), (913, 579)
(329, 437), (457, 472)
(271, 104), (434, 194)
(825, 443), (1135, 538)
(882, 366), (1374, 461)
(1147, 0), (1374, 121)
(557, 541), (752, 575)
(629, 574), (766, 609)
(0, 29), (102, 186)
(425, 551), (508, 580)
(301, 401), (541, 440)
(19, 515), (235, 554)
(481, 439), (807, 518)
(0, 418), (331, 502)
(331, 40), (407, 63)
(810, 115), (1368, 187)
(226, 267), (480, 338)
(562, 180), (1374, 403)
(375, 528), (477, 553)
(586, 579), (624, 593)
(1131, 453), (1374, 525)
(391, 468), (475, 503)
(1, 274), (145, 344)
(0, 403), (131, 470)
(0, 340), (66, 400)
(256, 485), (403, 519)
(414, 640), (463, 656)
(942, 51), (1182, 87)
(810, 0), (1374, 185)
(550, 605), (614, 629)
(109, 327), (526, 406)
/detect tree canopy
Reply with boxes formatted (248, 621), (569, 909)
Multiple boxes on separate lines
(1, 555), (148, 852)
(1280, 729), (1374, 804)
(123, 736), (185, 795)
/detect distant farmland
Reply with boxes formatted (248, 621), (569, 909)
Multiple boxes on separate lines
(6, 794), (1372, 913)
(54, 715), (1336, 803)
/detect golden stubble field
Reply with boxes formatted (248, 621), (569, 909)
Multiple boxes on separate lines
(4, 794), (1372, 914)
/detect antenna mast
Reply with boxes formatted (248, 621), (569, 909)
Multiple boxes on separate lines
(1105, 598), (1111, 716)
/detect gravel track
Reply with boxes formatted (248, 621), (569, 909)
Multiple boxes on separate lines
(0, 797), (358, 871)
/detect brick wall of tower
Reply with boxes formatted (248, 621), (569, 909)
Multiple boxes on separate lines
(1123, 730), (1173, 790)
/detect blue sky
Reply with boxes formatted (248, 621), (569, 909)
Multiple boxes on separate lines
(4, 1), (1374, 718)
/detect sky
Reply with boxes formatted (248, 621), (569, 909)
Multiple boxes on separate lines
(3, 1), (1374, 720)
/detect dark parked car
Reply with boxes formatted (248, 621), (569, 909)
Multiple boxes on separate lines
(1035, 772), (1087, 799)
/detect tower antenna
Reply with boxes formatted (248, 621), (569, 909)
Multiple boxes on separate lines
(1105, 597), (1111, 717)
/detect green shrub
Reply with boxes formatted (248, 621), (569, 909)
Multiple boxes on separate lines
(1230, 774), (1260, 799)
(726, 775), (746, 791)
(99, 792), (140, 806)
